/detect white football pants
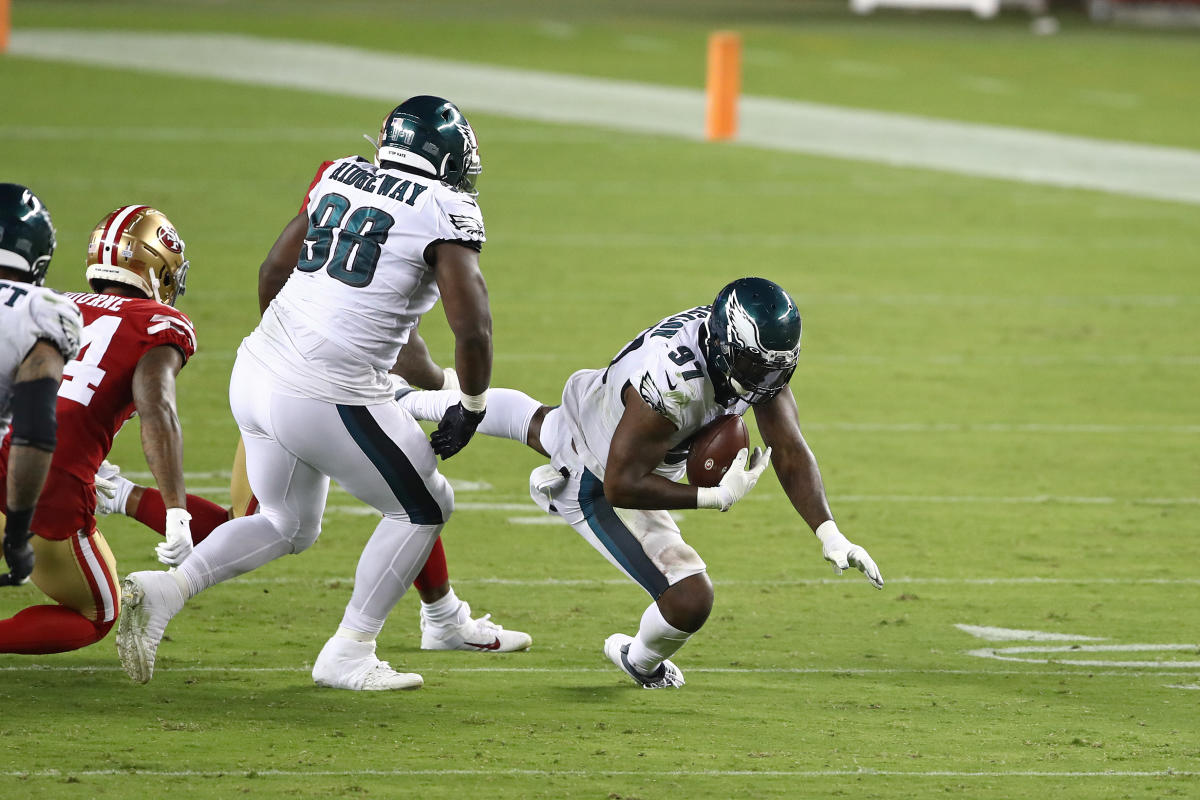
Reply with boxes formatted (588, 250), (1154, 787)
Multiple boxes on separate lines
(531, 408), (706, 599)
(177, 351), (451, 636)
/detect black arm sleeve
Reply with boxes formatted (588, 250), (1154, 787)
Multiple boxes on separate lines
(10, 377), (59, 452)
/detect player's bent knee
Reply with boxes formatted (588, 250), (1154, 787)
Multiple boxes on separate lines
(658, 572), (714, 633)
(289, 521), (323, 553)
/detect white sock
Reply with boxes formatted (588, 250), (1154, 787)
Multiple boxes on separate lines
(335, 626), (375, 644)
(626, 601), (693, 674)
(396, 387), (540, 444)
(177, 514), (293, 599)
(420, 587), (463, 627)
(338, 518), (442, 636)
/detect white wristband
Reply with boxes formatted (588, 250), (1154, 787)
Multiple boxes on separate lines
(460, 391), (487, 413)
(696, 486), (727, 511)
(166, 507), (192, 526)
(815, 519), (842, 544)
(440, 367), (460, 392)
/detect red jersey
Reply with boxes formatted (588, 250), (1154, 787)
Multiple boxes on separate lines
(0, 292), (196, 539)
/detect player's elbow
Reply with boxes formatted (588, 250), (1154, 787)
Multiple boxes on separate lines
(452, 312), (492, 348)
(603, 473), (639, 508)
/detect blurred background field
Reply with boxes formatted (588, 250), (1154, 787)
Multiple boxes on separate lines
(0, 1), (1198, 798)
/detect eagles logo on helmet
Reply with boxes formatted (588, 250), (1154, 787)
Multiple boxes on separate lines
(85, 205), (190, 307)
(705, 277), (802, 406)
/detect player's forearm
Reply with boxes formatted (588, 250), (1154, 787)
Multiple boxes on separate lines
(773, 446), (834, 532)
(391, 331), (447, 391)
(451, 328), (492, 398)
(139, 406), (187, 509)
(604, 470), (699, 511)
(5, 445), (53, 511)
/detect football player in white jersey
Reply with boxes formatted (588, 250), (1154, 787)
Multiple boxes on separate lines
(395, 277), (883, 688)
(117, 96), (501, 691)
(0, 184), (82, 588)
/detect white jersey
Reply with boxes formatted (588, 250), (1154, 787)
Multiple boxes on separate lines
(558, 306), (750, 480)
(243, 156), (486, 404)
(0, 279), (83, 439)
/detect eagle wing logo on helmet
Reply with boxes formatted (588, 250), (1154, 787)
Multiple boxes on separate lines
(727, 292), (799, 365)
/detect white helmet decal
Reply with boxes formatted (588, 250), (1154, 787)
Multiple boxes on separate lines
(726, 291), (799, 366)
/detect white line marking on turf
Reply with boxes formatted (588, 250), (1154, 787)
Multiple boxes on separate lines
(11, 30), (1200, 206)
(967, 644), (1200, 668)
(4, 767), (1195, 777)
(3, 665), (1199, 678)
(806, 422), (1200, 435)
(219, 576), (1200, 587)
(955, 624), (1107, 642)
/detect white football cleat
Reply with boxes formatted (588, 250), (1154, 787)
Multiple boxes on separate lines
(604, 633), (685, 689)
(420, 601), (532, 653)
(116, 570), (187, 684)
(312, 636), (423, 691)
(95, 460), (134, 516)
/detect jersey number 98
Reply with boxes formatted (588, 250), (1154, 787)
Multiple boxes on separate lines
(298, 193), (395, 288)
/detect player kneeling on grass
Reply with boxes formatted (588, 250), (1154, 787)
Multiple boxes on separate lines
(0, 202), (197, 654)
(396, 277), (883, 688)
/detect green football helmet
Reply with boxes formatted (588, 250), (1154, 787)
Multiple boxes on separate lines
(705, 277), (802, 406)
(0, 183), (56, 285)
(373, 95), (482, 195)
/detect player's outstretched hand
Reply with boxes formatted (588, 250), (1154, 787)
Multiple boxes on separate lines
(0, 509), (36, 586)
(155, 507), (193, 567)
(698, 446), (772, 512)
(431, 402), (485, 460)
(815, 520), (883, 589)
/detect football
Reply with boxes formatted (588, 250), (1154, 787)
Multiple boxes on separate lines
(686, 414), (750, 487)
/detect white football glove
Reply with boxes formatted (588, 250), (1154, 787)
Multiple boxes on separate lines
(94, 474), (118, 501)
(155, 507), (193, 567)
(696, 447), (771, 512)
(815, 520), (883, 589)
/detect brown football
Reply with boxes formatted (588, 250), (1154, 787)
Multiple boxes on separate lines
(686, 414), (750, 487)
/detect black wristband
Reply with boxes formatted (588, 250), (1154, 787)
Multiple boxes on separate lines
(10, 377), (59, 452)
(4, 507), (35, 538)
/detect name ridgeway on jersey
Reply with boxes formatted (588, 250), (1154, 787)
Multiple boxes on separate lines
(327, 161), (430, 207)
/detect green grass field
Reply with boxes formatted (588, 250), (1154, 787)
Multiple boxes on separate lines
(2, 2), (1199, 798)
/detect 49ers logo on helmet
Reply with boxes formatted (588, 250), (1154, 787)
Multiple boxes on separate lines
(157, 225), (183, 254)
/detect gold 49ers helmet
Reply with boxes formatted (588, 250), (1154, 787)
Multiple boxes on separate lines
(86, 205), (189, 306)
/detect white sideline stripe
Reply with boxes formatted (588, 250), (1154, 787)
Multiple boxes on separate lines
(11, 30), (1200, 206)
(2, 768), (1196, 779)
(3, 665), (1199, 678)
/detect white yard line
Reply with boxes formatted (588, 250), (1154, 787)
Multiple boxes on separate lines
(10, 30), (1200, 206)
(0, 767), (1195, 778)
(2, 664), (1198, 678)
(220, 576), (1200, 587)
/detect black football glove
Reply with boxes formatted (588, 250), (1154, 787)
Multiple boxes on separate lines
(430, 402), (486, 460)
(0, 508), (36, 587)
